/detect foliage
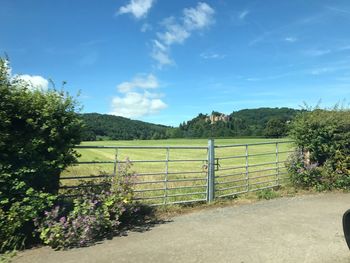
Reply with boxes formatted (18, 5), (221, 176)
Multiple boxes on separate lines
(0, 57), (83, 252)
(263, 118), (287, 138)
(178, 108), (299, 138)
(286, 151), (323, 189)
(36, 162), (137, 249)
(0, 59), (83, 193)
(256, 188), (280, 200)
(80, 108), (299, 141)
(81, 113), (170, 141)
(287, 108), (350, 190)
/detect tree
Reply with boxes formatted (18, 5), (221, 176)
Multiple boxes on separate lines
(0, 58), (84, 250)
(264, 119), (287, 138)
(287, 108), (350, 189)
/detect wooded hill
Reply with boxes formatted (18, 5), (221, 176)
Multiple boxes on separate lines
(81, 113), (170, 141)
(178, 108), (300, 138)
(81, 108), (301, 141)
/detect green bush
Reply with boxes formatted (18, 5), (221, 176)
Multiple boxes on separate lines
(287, 108), (350, 190)
(36, 162), (137, 249)
(0, 58), (83, 251)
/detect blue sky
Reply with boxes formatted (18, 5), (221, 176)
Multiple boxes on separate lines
(1, 0), (350, 126)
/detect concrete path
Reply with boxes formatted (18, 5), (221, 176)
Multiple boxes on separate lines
(14, 193), (350, 263)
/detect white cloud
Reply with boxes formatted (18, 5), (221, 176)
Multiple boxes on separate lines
(157, 17), (190, 45)
(117, 73), (159, 93)
(183, 2), (215, 30)
(15, 74), (49, 91)
(238, 10), (249, 20)
(117, 0), (155, 19)
(285, 37), (298, 43)
(151, 47), (173, 67)
(141, 22), (152, 32)
(111, 74), (167, 118)
(200, 52), (225, 59)
(110, 91), (167, 118)
(151, 2), (215, 68)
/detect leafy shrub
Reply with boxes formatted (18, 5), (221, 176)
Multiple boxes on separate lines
(0, 176), (56, 252)
(287, 108), (350, 190)
(0, 58), (83, 252)
(36, 162), (137, 249)
(286, 151), (323, 189)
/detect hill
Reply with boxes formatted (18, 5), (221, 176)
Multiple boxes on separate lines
(178, 107), (300, 138)
(81, 108), (301, 141)
(81, 113), (171, 141)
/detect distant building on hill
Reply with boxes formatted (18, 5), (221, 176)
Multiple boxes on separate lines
(206, 113), (230, 123)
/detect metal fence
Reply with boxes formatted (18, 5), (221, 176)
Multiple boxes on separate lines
(60, 140), (294, 205)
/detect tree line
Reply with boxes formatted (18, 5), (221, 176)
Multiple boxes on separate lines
(81, 107), (301, 141)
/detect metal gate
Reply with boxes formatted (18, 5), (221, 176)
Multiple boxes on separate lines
(207, 140), (294, 201)
(60, 140), (294, 205)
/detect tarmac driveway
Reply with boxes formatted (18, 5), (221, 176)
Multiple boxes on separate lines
(13, 193), (350, 263)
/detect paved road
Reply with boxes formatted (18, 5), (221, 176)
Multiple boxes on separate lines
(14, 193), (350, 263)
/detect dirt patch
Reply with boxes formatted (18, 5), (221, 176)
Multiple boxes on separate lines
(13, 193), (350, 263)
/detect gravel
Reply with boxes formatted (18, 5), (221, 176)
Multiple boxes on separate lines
(13, 193), (350, 263)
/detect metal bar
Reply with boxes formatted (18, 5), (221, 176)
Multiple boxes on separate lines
(60, 175), (111, 180)
(278, 150), (295, 154)
(136, 170), (207, 176)
(134, 180), (166, 185)
(247, 167), (283, 173)
(214, 140), (294, 148)
(166, 185), (207, 191)
(249, 179), (278, 186)
(215, 178), (246, 185)
(247, 152), (276, 157)
(134, 195), (165, 200)
(76, 161), (115, 164)
(245, 144), (249, 192)
(134, 178), (207, 185)
(215, 155), (246, 160)
(249, 173), (279, 180)
(247, 161), (280, 168)
(134, 184), (207, 193)
(136, 172), (168, 176)
(133, 187), (166, 193)
(276, 142), (280, 185)
(167, 177), (207, 183)
(218, 165), (246, 171)
(60, 183), (107, 189)
(166, 191), (207, 198)
(75, 145), (207, 149)
(217, 184), (247, 191)
(168, 159), (208, 162)
(168, 171), (206, 175)
(207, 139), (215, 202)
(215, 171), (245, 178)
(164, 147), (169, 205)
(113, 148), (118, 176)
(117, 159), (208, 163)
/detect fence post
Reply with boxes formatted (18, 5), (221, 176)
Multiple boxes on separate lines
(275, 142), (279, 185)
(207, 139), (215, 203)
(113, 148), (118, 177)
(164, 147), (169, 205)
(245, 144), (249, 192)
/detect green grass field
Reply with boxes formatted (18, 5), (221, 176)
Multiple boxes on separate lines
(61, 138), (294, 205)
